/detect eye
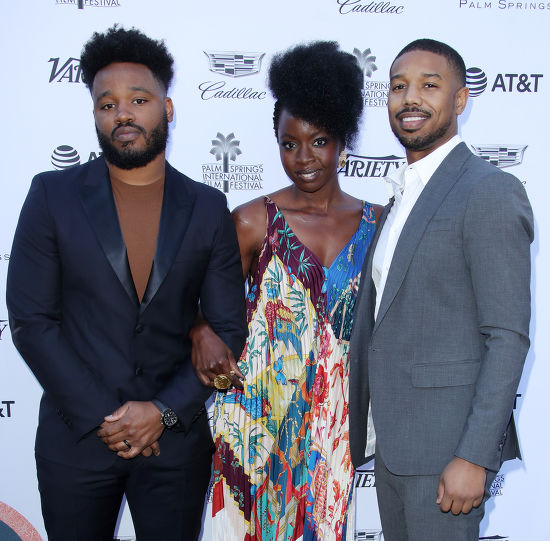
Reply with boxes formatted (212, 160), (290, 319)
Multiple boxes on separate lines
(313, 137), (328, 147)
(99, 103), (115, 111)
(281, 141), (296, 150)
(391, 83), (406, 91)
(425, 82), (438, 88)
(133, 98), (148, 105)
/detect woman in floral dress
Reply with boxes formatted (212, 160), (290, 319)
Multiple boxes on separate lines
(191, 41), (383, 540)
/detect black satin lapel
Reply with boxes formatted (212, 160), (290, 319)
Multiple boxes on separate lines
(374, 145), (469, 331)
(140, 165), (196, 314)
(79, 159), (138, 306)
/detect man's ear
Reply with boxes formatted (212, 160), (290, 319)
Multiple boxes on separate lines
(165, 97), (174, 122)
(455, 86), (469, 115)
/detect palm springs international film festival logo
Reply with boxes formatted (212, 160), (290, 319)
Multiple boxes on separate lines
(202, 133), (264, 193)
(470, 145), (527, 169)
(466, 67), (543, 97)
(353, 48), (390, 108)
(51, 145), (102, 170)
(55, 0), (121, 8)
(199, 51), (266, 101)
(0, 320), (8, 342)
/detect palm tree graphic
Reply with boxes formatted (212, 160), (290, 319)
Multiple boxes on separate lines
(210, 132), (242, 192)
(353, 48), (378, 80)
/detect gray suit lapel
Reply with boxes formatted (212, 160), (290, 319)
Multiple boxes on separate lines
(374, 143), (471, 332)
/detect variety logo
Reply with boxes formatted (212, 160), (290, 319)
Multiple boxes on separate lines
(355, 530), (384, 540)
(48, 57), (82, 83)
(466, 67), (543, 96)
(490, 474), (505, 497)
(460, 0), (549, 10)
(55, 0), (121, 8)
(470, 145), (527, 168)
(199, 51), (267, 101)
(0, 401), (15, 418)
(0, 502), (42, 541)
(353, 48), (390, 107)
(0, 320), (7, 341)
(337, 0), (405, 14)
(341, 154), (406, 179)
(202, 133), (264, 193)
(51, 145), (102, 170)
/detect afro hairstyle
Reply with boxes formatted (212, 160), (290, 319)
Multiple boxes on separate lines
(80, 25), (174, 92)
(268, 41), (363, 149)
(392, 38), (466, 86)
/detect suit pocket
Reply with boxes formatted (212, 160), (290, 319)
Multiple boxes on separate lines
(424, 218), (453, 232)
(411, 359), (480, 388)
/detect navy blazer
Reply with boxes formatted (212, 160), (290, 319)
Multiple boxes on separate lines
(7, 157), (247, 469)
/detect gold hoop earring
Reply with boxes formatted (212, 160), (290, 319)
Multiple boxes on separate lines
(338, 150), (348, 169)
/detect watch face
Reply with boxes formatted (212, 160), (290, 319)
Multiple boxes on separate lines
(162, 409), (178, 428)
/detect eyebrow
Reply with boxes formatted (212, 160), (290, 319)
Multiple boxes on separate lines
(390, 72), (443, 81)
(95, 86), (154, 100)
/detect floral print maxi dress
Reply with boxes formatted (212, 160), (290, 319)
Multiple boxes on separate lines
(212, 197), (377, 541)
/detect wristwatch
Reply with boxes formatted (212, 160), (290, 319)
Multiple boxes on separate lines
(152, 399), (178, 428)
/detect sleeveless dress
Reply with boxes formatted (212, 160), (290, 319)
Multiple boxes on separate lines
(212, 197), (377, 541)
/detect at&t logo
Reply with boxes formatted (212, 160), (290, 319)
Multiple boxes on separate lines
(51, 145), (102, 170)
(466, 67), (543, 96)
(0, 401), (15, 418)
(202, 133), (264, 193)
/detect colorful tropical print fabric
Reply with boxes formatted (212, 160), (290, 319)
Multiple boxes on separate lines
(212, 197), (377, 541)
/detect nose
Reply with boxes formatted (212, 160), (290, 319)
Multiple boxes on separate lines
(403, 84), (421, 106)
(296, 144), (314, 164)
(115, 105), (134, 124)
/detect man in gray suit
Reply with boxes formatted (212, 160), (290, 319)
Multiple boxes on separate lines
(349, 39), (533, 540)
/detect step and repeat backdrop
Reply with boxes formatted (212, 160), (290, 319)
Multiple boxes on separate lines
(0, 1), (547, 540)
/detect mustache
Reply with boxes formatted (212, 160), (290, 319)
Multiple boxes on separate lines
(395, 106), (432, 119)
(111, 122), (146, 139)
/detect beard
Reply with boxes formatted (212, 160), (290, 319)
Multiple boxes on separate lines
(96, 112), (169, 170)
(391, 107), (452, 151)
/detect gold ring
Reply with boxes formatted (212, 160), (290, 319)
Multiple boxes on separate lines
(123, 439), (131, 449)
(213, 373), (232, 390)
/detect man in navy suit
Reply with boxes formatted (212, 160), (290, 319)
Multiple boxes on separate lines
(7, 26), (246, 541)
(349, 39), (533, 540)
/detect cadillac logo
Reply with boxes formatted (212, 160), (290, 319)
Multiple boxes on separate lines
(470, 145), (527, 168)
(204, 51), (265, 77)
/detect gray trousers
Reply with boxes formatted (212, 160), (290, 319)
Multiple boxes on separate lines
(374, 447), (496, 541)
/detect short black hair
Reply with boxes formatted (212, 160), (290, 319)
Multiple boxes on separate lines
(392, 38), (466, 86)
(268, 41), (363, 149)
(80, 25), (174, 92)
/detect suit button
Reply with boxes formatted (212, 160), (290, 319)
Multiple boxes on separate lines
(135, 324), (144, 334)
(135, 367), (143, 376)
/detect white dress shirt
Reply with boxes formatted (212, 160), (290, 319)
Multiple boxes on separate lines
(364, 135), (462, 459)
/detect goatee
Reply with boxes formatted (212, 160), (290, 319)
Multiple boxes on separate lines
(96, 112), (169, 170)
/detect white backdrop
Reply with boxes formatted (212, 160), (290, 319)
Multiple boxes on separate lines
(0, 1), (548, 540)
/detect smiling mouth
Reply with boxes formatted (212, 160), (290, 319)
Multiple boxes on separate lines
(295, 169), (320, 180)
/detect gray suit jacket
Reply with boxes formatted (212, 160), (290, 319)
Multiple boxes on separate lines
(349, 143), (533, 475)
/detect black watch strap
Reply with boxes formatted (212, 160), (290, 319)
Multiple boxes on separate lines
(152, 399), (178, 428)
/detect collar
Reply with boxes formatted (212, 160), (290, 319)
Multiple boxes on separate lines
(384, 135), (462, 199)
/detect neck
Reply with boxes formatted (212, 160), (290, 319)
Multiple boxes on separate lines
(291, 178), (346, 213)
(106, 152), (166, 186)
(405, 132), (458, 165)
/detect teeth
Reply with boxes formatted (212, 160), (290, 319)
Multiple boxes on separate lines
(402, 116), (425, 122)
